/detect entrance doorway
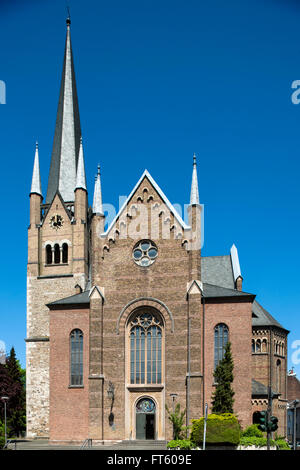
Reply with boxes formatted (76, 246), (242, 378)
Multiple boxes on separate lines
(135, 398), (156, 440)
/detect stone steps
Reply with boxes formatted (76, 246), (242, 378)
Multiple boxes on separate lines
(8, 439), (167, 451)
(102, 440), (167, 450)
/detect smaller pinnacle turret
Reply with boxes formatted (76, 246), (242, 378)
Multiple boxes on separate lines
(30, 142), (42, 197)
(92, 164), (104, 215)
(190, 153), (199, 205)
(75, 137), (87, 191)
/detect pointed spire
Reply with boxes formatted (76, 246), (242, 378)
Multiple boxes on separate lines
(190, 153), (200, 205)
(75, 137), (87, 191)
(30, 142), (42, 197)
(93, 164), (104, 215)
(230, 244), (242, 280)
(46, 17), (82, 203)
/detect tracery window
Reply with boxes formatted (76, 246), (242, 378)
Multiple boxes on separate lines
(129, 311), (163, 384)
(70, 329), (83, 386)
(214, 323), (229, 369)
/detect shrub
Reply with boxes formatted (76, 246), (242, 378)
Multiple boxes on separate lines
(165, 404), (186, 440)
(275, 439), (291, 450)
(239, 436), (275, 447)
(241, 424), (263, 438)
(0, 420), (9, 449)
(167, 439), (196, 450)
(191, 413), (240, 446)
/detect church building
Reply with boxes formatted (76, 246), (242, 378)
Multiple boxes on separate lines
(26, 19), (289, 444)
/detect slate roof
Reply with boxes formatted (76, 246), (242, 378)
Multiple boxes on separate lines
(252, 300), (288, 331)
(202, 283), (255, 300)
(252, 379), (268, 396)
(46, 20), (82, 204)
(201, 256), (235, 289)
(252, 379), (279, 397)
(47, 290), (90, 307)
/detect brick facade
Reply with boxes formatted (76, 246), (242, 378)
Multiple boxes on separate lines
(26, 21), (289, 443)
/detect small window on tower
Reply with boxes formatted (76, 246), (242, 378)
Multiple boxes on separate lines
(46, 245), (52, 265)
(62, 243), (68, 264)
(54, 244), (60, 264)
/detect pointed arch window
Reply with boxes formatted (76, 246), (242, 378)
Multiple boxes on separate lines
(129, 312), (163, 385)
(70, 329), (83, 386)
(214, 323), (229, 369)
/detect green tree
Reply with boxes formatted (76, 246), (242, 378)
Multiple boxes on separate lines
(211, 341), (234, 414)
(0, 347), (26, 437)
(165, 403), (186, 440)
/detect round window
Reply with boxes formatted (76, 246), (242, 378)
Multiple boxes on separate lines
(133, 240), (158, 267)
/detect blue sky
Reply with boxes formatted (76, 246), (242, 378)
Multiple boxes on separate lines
(0, 0), (299, 374)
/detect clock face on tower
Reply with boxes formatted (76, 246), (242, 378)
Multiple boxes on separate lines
(49, 214), (64, 230)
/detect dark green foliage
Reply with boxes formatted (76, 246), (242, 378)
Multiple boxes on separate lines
(239, 436), (275, 447)
(241, 424), (263, 438)
(275, 439), (291, 450)
(0, 347), (26, 438)
(190, 413), (240, 446)
(165, 403), (186, 440)
(211, 342), (234, 414)
(167, 439), (196, 449)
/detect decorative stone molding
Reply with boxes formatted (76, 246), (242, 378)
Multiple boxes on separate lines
(116, 297), (174, 334)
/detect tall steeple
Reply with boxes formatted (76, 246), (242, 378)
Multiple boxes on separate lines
(46, 17), (82, 204)
(190, 153), (200, 205)
(30, 142), (42, 197)
(93, 165), (104, 215)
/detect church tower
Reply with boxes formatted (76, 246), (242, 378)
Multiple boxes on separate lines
(26, 18), (89, 438)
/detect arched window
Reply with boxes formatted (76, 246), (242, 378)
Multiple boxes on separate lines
(256, 339), (261, 353)
(276, 359), (281, 394)
(262, 339), (267, 353)
(214, 323), (229, 369)
(54, 244), (60, 264)
(252, 339), (255, 353)
(62, 243), (68, 264)
(129, 311), (163, 385)
(46, 245), (52, 265)
(70, 329), (83, 386)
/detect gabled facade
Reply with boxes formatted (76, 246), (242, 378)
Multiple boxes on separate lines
(26, 19), (289, 443)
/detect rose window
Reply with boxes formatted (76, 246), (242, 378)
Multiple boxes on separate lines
(133, 240), (158, 267)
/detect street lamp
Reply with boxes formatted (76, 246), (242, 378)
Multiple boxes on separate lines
(169, 393), (178, 440)
(169, 393), (178, 414)
(1, 396), (9, 447)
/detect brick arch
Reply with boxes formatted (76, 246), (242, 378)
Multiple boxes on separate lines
(116, 297), (174, 335)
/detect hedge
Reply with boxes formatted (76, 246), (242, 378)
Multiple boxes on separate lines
(191, 413), (240, 446)
(167, 439), (197, 450)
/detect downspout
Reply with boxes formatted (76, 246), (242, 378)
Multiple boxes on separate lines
(202, 294), (205, 416)
(186, 313), (191, 433)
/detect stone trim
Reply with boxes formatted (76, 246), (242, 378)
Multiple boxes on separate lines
(25, 336), (50, 342)
(127, 385), (164, 392)
(37, 274), (74, 279)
